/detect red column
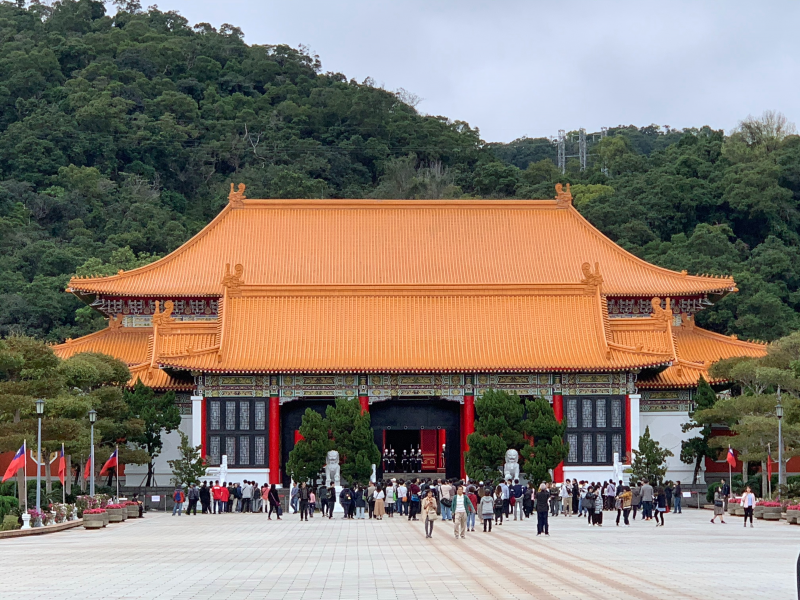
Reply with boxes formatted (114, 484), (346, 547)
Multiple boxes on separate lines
(461, 375), (475, 479)
(359, 374), (369, 414)
(625, 394), (632, 464)
(269, 387), (280, 486)
(201, 397), (207, 459)
(553, 394), (564, 482)
(359, 396), (369, 414)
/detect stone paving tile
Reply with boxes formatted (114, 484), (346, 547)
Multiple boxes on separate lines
(0, 508), (795, 599)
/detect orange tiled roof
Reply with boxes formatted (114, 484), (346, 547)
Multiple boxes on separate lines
(52, 320), (194, 391)
(637, 316), (767, 388)
(154, 284), (673, 373)
(68, 195), (735, 298)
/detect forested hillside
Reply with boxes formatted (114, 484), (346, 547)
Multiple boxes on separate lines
(0, 0), (799, 343)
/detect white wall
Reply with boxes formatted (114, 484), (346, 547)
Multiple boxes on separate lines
(639, 411), (703, 484)
(124, 414), (193, 488)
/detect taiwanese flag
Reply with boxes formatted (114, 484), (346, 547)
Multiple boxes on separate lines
(83, 456), (91, 480)
(99, 449), (118, 476)
(726, 446), (737, 467)
(2, 442), (26, 482)
(57, 445), (66, 486)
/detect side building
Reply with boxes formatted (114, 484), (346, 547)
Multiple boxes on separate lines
(54, 185), (764, 486)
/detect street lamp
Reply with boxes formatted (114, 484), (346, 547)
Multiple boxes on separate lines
(88, 409), (97, 497)
(35, 399), (45, 511)
(776, 387), (784, 491)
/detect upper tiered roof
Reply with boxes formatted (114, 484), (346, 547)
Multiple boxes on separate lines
(68, 187), (735, 299)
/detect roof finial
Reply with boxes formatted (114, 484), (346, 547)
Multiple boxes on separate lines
(229, 182), (247, 207)
(650, 297), (671, 324)
(580, 262), (603, 293)
(555, 183), (572, 207)
(221, 263), (244, 297)
(152, 300), (175, 327)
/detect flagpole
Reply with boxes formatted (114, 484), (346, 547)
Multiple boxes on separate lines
(728, 445), (732, 499)
(23, 439), (28, 513)
(115, 445), (119, 501)
(62, 443), (66, 505)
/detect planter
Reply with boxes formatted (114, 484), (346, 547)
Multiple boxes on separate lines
(763, 513), (781, 521)
(120, 509), (127, 521)
(107, 508), (124, 523)
(786, 509), (800, 523)
(126, 505), (139, 518)
(102, 512), (109, 527)
(83, 514), (105, 529)
(732, 507), (744, 516)
(754, 508), (765, 519)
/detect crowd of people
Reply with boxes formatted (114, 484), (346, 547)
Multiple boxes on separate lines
(167, 475), (768, 535)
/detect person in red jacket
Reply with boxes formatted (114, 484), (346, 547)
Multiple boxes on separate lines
(211, 480), (223, 514)
(220, 483), (230, 513)
(172, 487), (185, 516)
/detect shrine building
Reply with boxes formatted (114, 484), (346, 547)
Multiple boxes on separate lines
(54, 184), (767, 486)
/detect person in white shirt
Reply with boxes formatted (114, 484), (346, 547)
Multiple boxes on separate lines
(559, 481), (571, 516)
(500, 480), (510, 518)
(439, 480), (453, 521)
(385, 482), (395, 517)
(451, 484), (474, 539)
(741, 485), (756, 528)
(397, 482), (408, 516)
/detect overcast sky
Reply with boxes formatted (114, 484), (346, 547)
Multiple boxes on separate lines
(156, 0), (800, 143)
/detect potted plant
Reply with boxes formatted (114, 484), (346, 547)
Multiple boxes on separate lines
(82, 508), (107, 529)
(727, 498), (743, 516)
(125, 501), (140, 518)
(105, 503), (126, 523)
(757, 501), (781, 520)
(28, 508), (44, 528)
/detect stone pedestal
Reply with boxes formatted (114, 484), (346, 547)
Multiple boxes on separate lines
(332, 486), (344, 515)
(20, 513), (31, 530)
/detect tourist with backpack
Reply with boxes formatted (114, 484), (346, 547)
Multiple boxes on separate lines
(480, 489), (495, 532)
(172, 486), (185, 516)
(340, 485), (354, 519)
(493, 487), (504, 525)
(186, 483), (200, 515)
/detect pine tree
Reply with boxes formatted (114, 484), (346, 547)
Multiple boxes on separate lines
(465, 390), (528, 481)
(520, 397), (567, 483)
(680, 375), (718, 484)
(326, 397), (380, 484)
(168, 431), (206, 486)
(631, 426), (674, 485)
(286, 408), (332, 484)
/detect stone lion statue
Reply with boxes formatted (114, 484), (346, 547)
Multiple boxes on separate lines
(503, 448), (520, 481)
(325, 450), (341, 486)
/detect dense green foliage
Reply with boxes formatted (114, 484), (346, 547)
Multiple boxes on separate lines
(680, 376), (718, 484)
(630, 426), (673, 486)
(0, 1), (799, 346)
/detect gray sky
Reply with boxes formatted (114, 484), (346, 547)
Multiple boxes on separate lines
(157, 0), (800, 143)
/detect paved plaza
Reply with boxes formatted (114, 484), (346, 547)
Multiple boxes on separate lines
(2, 507), (796, 599)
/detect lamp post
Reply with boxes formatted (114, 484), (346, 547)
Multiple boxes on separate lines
(88, 409), (97, 497)
(777, 388), (784, 491)
(35, 398), (45, 512)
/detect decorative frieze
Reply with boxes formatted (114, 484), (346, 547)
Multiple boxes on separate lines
(92, 296), (219, 326)
(641, 389), (692, 412)
(607, 296), (707, 319)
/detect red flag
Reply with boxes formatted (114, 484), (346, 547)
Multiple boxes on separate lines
(767, 449), (773, 481)
(2, 442), (26, 482)
(726, 446), (736, 467)
(83, 456), (92, 481)
(99, 449), (118, 476)
(57, 445), (66, 486)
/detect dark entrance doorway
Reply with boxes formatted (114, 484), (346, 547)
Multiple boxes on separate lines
(384, 430), (419, 457)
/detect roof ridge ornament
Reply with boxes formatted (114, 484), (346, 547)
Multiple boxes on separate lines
(108, 314), (123, 330)
(555, 183), (572, 207)
(650, 297), (672, 324)
(580, 262), (603, 293)
(221, 263), (244, 297)
(152, 300), (175, 327)
(229, 182), (246, 207)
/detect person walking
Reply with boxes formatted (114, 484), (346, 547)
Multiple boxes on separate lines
(654, 486), (666, 526)
(467, 486), (478, 532)
(367, 481), (376, 519)
(340, 485), (353, 519)
(451, 484), (474, 539)
(186, 483), (199, 515)
(522, 485), (533, 519)
(640, 480), (654, 521)
(664, 482), (673, 513)
(408, 479), (421, 521)
(172, 486), (185, 516)
(710, 486), (726, 524)
(308, 489), (316, 518)
(721, 479), (731, 513)
(261, 483), (270, 513)
(584, 487), (596, 525)
(559, 481), (571, 516)
(267, 483), (281, 520)
(631, 482), (641, 520)
(439, 480), (453, 521)
(220, 483), (230, 513)
(593, 486), (604, 526)
(493, 486), (504, 526)
(605, 480), (616, 511)
(384, 480), (395, 518)
(328, 484), (336, 519)
(500, 479), (511, 519)
(571, 479), (579, 515)
(578, 482), (588, 517)
(422, 489), (438, 538)
(318, 484), (329, 517)
(290, 483), (299, 514)
(535, 483), (550, 535)
(741, 485), (756, 528)
(397, 480), (408, 517)
(374, 485), (386, 520)
(512, 479), (523, 520)
(297, 482), (310, 521)
(199, 482), (211, 514)
(673, 481), (683, 514)
(480, 489), (495, 532)
(354, 484), (367, 520)
(241, 481), (253, 513)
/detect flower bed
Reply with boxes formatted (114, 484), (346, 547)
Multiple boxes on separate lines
(82, 509), (107, 530)
(728, 498), (741, 504)
(105, 504), (126, 523)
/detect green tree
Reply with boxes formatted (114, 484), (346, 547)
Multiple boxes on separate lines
(680, 376), (718, 484)
(124, 381), (180, 487)
(630, 426), (674, 486)
(168, 431), (206, 486)
(325, 398), (380, 484)
(465, 390), (528, 481)
(520, 397), (567, 484)
(286, 408), (332, 484)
